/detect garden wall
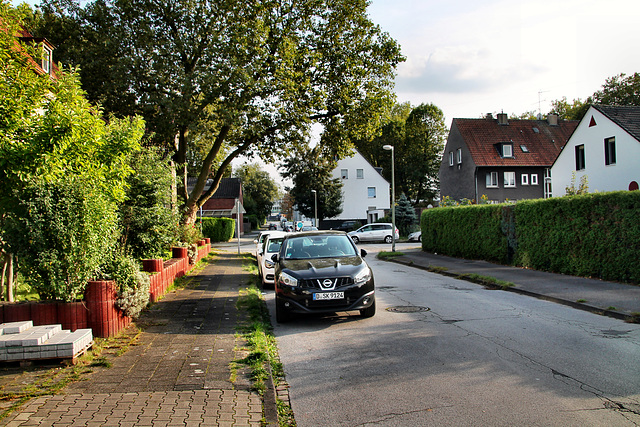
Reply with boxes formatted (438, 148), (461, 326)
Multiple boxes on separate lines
(421, 191), (640, 284)
(0, 239), (212, 338)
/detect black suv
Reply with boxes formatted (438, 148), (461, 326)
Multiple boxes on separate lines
(335, 220), (358, 231)
(271, 231), (375, 322)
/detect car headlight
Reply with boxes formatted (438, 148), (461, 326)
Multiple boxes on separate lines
(279, 271), (298, 287)
(265, 259), (275, 268)
(354, 267), (371, 285)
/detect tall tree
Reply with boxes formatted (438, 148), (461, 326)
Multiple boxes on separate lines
(37, 0), (403, 224)
(549, 97), (589, 121)
(233, 164), (279, 223)
(356, 103), (446, 205)
(592, 72), (640, 106)
(280, 147), (343, 221)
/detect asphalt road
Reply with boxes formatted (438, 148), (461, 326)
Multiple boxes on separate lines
(266, 244), (640, 426)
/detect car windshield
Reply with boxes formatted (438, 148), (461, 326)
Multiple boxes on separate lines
(284, 235), (357, 260)
(266, 238), (284, 253)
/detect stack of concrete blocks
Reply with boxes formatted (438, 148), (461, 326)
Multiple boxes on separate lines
(0, 321), (93, 361)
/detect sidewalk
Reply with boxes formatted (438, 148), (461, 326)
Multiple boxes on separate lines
(389, 248), (640, 322)
(0, 251), (270, 427)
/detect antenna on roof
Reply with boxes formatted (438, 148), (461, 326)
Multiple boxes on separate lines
(538, 89), (549, 118)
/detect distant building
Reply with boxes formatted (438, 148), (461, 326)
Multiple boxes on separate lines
(439, 113), (578, 203)
(551, 105), (640, 196)
(188, 177), (245, 234)
(324, 150), (390, 227)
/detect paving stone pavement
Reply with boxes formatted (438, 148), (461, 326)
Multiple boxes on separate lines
(1, 251), (265, 426)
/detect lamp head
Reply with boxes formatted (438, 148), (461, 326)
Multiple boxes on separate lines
(383, 145), (393, 151)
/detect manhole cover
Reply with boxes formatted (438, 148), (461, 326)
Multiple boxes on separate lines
(386, 306), (430, 313)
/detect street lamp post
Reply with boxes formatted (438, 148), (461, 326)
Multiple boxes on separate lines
(311, 189), (318, 229)
(383, 145), (396, 252)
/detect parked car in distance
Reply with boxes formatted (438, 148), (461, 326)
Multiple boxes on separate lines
(348, 223), (399, 244)
(301, 226), (318, 231)
(260, 232), (287, 288)
(334, 220), (359, 231)
(272, 231), (375, 323)
(268, 223), (278, 230)
(255, 230), (283, 274)
(408, 230), (422, 242)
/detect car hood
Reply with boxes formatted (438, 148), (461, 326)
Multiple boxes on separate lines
(281, 256), (366, 279)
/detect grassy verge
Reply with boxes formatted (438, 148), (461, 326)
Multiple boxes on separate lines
(235, 255), (296, 426)
(459, 273), (514, 290)
(377, 251), (405, 260)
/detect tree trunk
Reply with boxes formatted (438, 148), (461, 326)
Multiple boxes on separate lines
(4, 253), (14, 302)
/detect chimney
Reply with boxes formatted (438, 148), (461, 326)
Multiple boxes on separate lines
(497, 112), (508, 125)
(485, 113), (493, 120)
(547, 113), (558, 126)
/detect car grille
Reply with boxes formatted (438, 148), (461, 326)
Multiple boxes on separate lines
(299, 277), (354, 290)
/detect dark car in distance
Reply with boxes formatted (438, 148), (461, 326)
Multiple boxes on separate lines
(271, 231), (375, 323)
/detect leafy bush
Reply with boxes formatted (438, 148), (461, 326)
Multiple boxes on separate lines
(4, 178), (119, 301)
(176, 222), (203, 245)
(201, 217), (235, 242)
(119, 148), (178, 259)
(99, 254), (150, 318)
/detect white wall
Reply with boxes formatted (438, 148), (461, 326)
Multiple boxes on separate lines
(551, 106), (640, 197)
(327, 151), (390, 221)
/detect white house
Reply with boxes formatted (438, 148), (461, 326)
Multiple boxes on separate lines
(327, 150), (390, 224)
(551, 105), (640, 197)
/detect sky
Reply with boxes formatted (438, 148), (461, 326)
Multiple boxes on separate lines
(367, 0), (640, 124)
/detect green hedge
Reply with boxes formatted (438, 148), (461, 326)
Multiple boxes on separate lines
(514, 191), (640, 283)
(421, 204), (508, 264)
(200, 217), (235, 242)
(421, 191), (640, 283)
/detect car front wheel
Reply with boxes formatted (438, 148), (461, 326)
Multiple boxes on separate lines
(360, 299), (376, 318)
(384, 235), (393, 243)
(351, 235), (360, 244)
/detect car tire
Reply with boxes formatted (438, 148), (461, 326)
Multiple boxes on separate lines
(276, 297), (293, 323)
(384, 235), (393, 243)
(351, 236), (360, 244)
(418, 235), (422, 242)
(360, 299), (376, 318)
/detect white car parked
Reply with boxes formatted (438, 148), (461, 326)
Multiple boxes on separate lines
(259, 232), (287, 288)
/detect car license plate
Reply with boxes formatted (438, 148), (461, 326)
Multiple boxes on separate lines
(313, 292), (344, 300)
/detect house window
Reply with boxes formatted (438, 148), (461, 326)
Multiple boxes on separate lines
(367, 187), (376, 198)
(486, 172), (498, 188)
(341, 169), (348, 179)
(575, 145), (585, 170)
(356, 169), (364, 179)
(502, 144), (513, 158)
(456, 148), (462, 164)
(449, 151), (454, 166)
(604, 137), (616, 165)
(531, 174), (539, 185)
(521, 174), (529, 185)
(520, 145), (529, 153)
(504, 172), (516, 188)
(42, 45), (52, 74)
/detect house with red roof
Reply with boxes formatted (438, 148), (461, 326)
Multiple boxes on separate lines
(439, 113), (578, 203)
(551, 105), (640, 196)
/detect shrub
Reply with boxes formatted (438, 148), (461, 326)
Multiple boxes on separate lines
(201, 217), (235, 242)
(119, 148), (178, 259)
(99, 254), (150, 319)
(4, 178), (119, 301)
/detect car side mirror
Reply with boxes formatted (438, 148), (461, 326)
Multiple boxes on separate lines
(271, 254), (279, 263)
(253, 239), (258, 244)
(360, 249), (367, 258)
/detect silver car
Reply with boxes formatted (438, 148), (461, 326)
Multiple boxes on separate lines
(348, 223), (399, 244)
